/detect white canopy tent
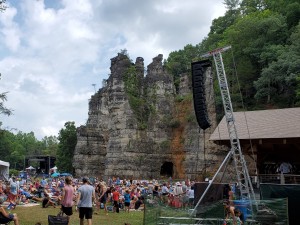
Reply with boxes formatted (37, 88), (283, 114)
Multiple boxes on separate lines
(50, 166), (58, 173)
(26, 166), (35, 170)
(0, 160), (9, 181)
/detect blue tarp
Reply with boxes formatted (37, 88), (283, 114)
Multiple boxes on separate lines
(60, 173), (72, 177)
(51, 172), (60, 177)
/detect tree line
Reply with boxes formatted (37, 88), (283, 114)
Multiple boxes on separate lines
(0, 121), (76, 175)
(165, 0), (300, 118)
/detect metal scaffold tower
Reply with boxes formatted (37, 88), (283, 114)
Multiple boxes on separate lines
(191, 46), (256, 216)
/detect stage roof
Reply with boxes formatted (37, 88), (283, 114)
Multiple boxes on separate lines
(210, 107), (300, 141)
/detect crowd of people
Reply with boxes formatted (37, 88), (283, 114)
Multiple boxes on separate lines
(0, 175), (197, 225)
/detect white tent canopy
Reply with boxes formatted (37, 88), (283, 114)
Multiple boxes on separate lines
(26, 166), (35, 170)
(50, 166), (58, 173)
(0, 160), (9, 181)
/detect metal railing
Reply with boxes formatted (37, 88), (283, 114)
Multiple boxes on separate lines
(257, 174), (300, 185)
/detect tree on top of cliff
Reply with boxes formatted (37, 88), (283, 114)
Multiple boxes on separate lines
(165, 0), (300, 111)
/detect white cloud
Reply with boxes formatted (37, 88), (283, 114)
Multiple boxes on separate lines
(0, 0), (226, 139)
(0, 5), (21, 52)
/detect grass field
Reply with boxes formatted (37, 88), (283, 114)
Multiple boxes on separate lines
(9, 204), (144, 225)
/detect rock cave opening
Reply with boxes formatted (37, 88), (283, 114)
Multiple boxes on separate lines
(160, 161), (173, 177)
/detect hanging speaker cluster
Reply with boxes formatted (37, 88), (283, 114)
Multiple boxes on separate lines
(191, 60), (212, 130)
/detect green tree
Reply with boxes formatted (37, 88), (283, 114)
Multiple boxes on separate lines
(0, 92), (12, 117)
(41, 136), (58, 156)
(0, 130), (49, 170)
(165, 44), (199, 92)
(0, 74), (13, 119)
(240, 0), (267, 15)
(254, 23), (300, 106)
(222, 10), (288, 107)
(15, 131), (41, 156)
(57, 122), (77, 173)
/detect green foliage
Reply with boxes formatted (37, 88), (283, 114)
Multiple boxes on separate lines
(175, 94), (193, 103)
(41, 135), (59, 155)
(123, 65), (154, 129)
(168, 119), (180, 128)
(254, 23), (300, 105)
(296, 74), (300, 106)
(186, 113), (196, 123)
(9, 169), (18, 177)
(137, 122), (147, 130)
(175, 95), (184, 102)
(165, 44), (199, 93)
(240, 0), (267, 15)
(0, 92), (13, 116)
(0, 130), (58, 171)
(160, 140), (171, 149)
(57, 121), (77, 173)
(0, 73), (13, 117)
(166, 0), (300, 112)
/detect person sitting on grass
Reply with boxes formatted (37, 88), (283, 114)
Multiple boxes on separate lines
(31, 192), (57, 208)
(42, 193), (57, 208)
(134, 196), (144, 210)
(0, 199), (19, 225)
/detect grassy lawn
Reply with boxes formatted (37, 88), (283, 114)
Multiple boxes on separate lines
(9, 204), (144, 225)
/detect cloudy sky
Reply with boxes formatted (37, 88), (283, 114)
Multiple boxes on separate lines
(0, 0), (226, 140)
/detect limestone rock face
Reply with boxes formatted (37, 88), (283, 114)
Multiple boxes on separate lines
(73, 54), (225, 180)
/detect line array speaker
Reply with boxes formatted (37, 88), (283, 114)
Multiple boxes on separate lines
(191, 60), (212, 130)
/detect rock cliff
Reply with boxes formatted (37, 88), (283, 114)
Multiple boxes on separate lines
(73, 53), (226, 180)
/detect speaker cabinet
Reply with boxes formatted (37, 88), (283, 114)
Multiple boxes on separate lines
(191, 60), (212, 130)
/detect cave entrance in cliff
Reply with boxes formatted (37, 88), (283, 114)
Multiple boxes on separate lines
(160, 162), (173, 177)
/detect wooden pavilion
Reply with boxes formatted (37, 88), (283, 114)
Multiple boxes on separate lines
(209, 107), (300, 177)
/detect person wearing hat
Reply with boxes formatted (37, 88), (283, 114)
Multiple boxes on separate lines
(161, 183), (169, 203)
(173, 182), (183, 208)
(0, 198), (19, 225)
(75, 177), (96, 225)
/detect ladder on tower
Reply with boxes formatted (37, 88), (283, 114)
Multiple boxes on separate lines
(191, 46), (256, 216)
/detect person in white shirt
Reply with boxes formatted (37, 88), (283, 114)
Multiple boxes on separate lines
(161, 183), (169, 203)
(173, 182), (183, 196)
(187, 186), (194, 208)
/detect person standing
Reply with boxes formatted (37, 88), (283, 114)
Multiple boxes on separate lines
(187, 185), (194, 208)
(161, 183), (169, 203)
(76, 177), (96, 225)
(112, 188), (120, 213)
(123, 189), (131, 213)
(60, 177), (75, 225)
(98, 183), (108, 215)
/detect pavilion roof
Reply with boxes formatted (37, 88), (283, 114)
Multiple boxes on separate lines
(210, 107), (300, 141)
